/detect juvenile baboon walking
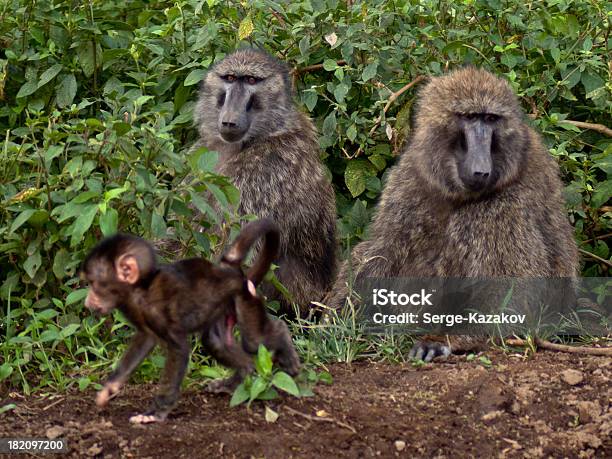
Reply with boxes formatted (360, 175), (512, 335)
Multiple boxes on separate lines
(327, 67), (579, 358)
(194, 48), (337, 316)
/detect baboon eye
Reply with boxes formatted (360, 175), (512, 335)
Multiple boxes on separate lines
(246, 76), (258, 85)
(463, 113), (478, 121)
(223, 75), (236, 83)
(483, 114), (500, 123)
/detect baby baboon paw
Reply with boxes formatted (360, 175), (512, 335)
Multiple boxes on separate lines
(129, 413), (166, 424)
(95, 381), (122, 407)
(408, 341), (451, 362)
(276, 351), (301, 377)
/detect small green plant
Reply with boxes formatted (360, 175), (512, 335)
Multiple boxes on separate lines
(229, 344), (330, 407)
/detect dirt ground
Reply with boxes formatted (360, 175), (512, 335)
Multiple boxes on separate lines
(1, 350), (610, 458)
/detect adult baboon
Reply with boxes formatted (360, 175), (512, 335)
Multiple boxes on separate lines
(194, 48), (337, 316)
(327, 67), (579, 359)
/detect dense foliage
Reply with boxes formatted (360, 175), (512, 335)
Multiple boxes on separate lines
(0, 0), (610, 391)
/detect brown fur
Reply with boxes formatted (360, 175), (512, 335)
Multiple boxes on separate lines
(327, 68), (579, 355)
(82, 219), (300, 422)
(194, 48), (337, 316)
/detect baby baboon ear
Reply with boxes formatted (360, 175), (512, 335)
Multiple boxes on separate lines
(115, 254), (140, 284)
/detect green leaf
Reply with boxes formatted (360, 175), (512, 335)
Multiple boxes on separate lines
(249, 376), (268, 401)
(345, 159), (376, 197)
(60, 323), (80, 339)
(44, 145), (64, 168)
(322, 112), (337, 137)
(368, 154), (386, 171)
(78, 377), (91, 391)
(56, 74), (77, 108)
(323, 59), (338, 71)
(73, 191), (99, 203)
(346, 124), (357, 142)
(52, 249), (71, 279)
(271, 372), (300, 396)
(318, 371), (333, 384)
(223, 184), (240, 206)
(581, 72), (604, 95)
(255, 344), (273, 376)
(66, 288), (88, 306)
(9, 209), (37, 233)
(77, 42), (98, 77)
(16, 80), (38, 98)
(333, 83), (349, 103)
(151, 211), (167, 239)
(0, 363), (13, 380)
(361, 62), (378, 82)
(99, 207), (118, 236)
(23, 251), (42, 278)
(258, 387), (279, 400)
(0, 404), (16, 414)
(206, 183), (229, 209)
(563, 182), (582, 208)
(197, 151), (219, 172)
(550, 48), (560, 63)
(38, 64), (63, 88)
(70, 204), (98, 245)
(40, 329), (60, 342)
(299, 35), (310, 57)
(591, 181), (612, 208)
(302, 91), (318, 112)
(190, 192), (220, 225)
(199, 366), (225, 379)
(230, 382), (250, 407)
(184, 68), (206, 86)
(28, 210), (49, 226)
(36, 309), (58, 320)
(104, 186), (129, 202)
(113, 122), (131, 136)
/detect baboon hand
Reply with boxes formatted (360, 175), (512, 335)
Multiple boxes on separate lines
(275, 345), (301, 377)
(408, 341), (452, 362)
(95, 380), (122, 407)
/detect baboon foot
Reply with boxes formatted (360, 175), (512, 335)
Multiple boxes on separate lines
(408, 340), (452, 362)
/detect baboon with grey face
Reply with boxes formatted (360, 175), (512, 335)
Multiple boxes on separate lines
(194, 48), (337, 316)
(327, 67), (579, 358)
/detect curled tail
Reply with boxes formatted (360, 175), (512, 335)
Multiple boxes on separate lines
(221, 218), (280, 286)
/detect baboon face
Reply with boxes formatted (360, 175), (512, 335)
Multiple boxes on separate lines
(414, 68), (529, 199)
(453, 112), (501, 192)
(81, 235), (156, 314)
(197, 49), (292, 146)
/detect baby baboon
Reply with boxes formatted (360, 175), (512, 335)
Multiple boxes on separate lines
(82, 219), (300, 423)
(327, 67), (579, 359)
(194, 48), (337, 316)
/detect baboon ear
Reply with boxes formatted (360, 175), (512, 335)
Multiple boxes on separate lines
(115, 254), (140, 284)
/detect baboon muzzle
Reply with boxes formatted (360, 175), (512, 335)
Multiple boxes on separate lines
(218, 85), (252, 142)
(462, 120), (493, 192)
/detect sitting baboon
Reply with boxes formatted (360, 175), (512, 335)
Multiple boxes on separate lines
(327, 67), (579, 359)
(193, 48), (337, 316)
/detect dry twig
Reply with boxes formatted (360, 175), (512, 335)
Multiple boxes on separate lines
(561, 120), (612, 137)
(284, 406), (357, 433)
(505, 338), (612, 356)
(353, 75), (426, 158)
(578, 248), (612, 268)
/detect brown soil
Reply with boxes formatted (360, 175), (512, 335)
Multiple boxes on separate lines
(1, 350), (611, 458)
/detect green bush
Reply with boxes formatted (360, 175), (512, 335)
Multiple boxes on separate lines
(0, 0), (610, 391)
